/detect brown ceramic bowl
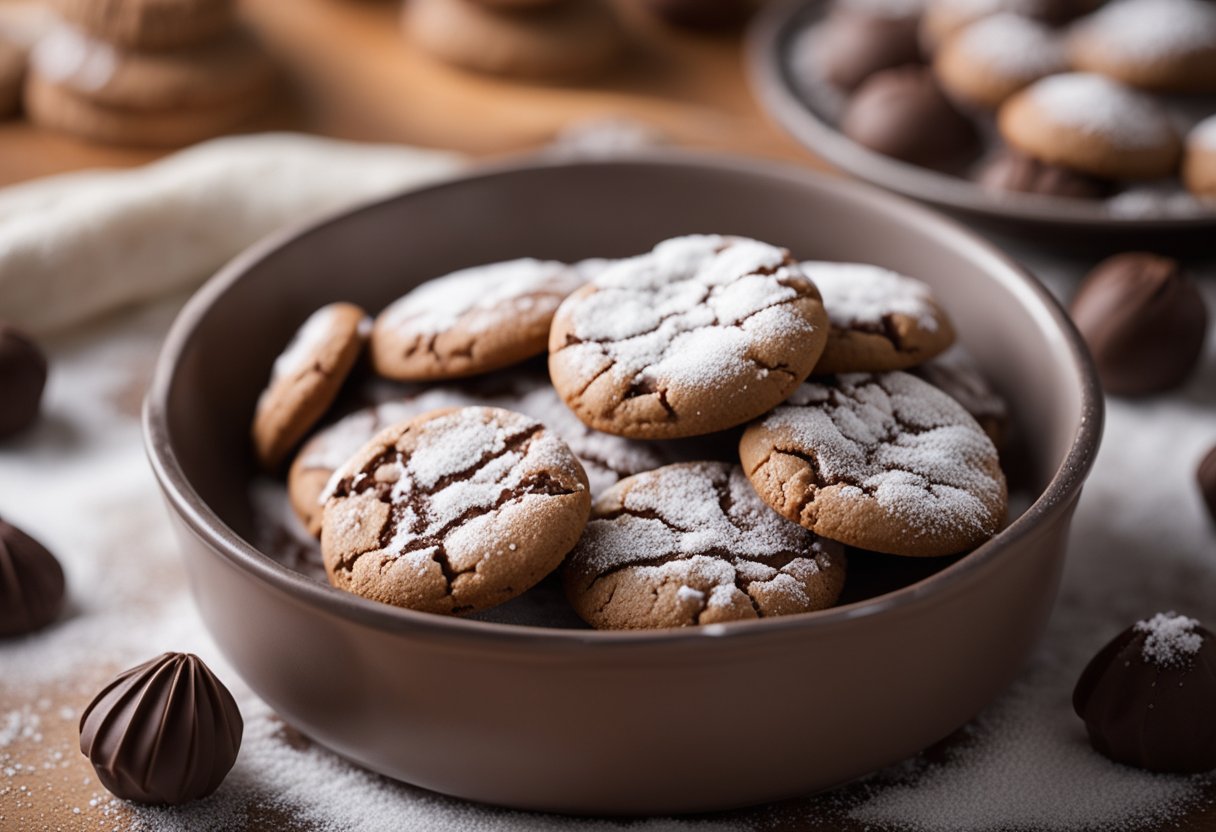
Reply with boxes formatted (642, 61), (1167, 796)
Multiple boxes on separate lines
(143, 154), (1102, 815)
(747, 0), (1216, 251)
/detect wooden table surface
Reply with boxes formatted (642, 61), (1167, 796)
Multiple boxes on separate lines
(0, 0), (821, 187)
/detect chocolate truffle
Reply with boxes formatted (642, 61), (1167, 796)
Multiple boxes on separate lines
(1199, 445), (1216, 525)
(80, 652), (243, 804)
(1069, 253), (1208, 397)
(841, 65), (977, 168)
(0, 323), (48, 439)
(1074, 612), (1216, 774)
(640, 0), (752, 28)
(813, 11), (922, 92)
(977, 149), (1110, 199)
(0, 518), (65, 637)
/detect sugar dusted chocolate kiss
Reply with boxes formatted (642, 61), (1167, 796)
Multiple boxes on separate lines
(0, 322), (48, 439)
(1074, 613), (1216, 774)
(1199, 444), (1216, 525)
(80, 652), (243, 804)
(0, 517), (65, 637)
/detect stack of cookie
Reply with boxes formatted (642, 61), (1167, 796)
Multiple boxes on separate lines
(800, 0), (1216, 205)
(24, 0), (273, 147)
(250, 234), (1011, 631)
(403, 0), (624, 81)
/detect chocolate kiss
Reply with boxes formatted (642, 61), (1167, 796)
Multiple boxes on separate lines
(80, 653), (243, 804)
(0, 517), (65, 637)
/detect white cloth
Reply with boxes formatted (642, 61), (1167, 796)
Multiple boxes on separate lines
(0, 133), (463, 333)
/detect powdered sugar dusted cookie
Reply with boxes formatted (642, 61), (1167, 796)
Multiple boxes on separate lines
(320, 406), (591, 615)
(371, 258), (583, 382)
(1069, 0), (1216, 93)
(252, 303), (370, 470)
(804, 261), (955, 374)
(739, 372), (1007, 557)
(564, 462), (847, 629)
(934, 13), (1067, 109)
(548, 235), (830, 440)
(1183, 115), (1216, 198)
(921, 0), (1097, 51)
(289, 376), (666, 534)
(997, 73), (1182, 180)
(911, 346), (1009, 446)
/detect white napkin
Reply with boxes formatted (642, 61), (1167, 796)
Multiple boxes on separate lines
(0, 132), (464, 334)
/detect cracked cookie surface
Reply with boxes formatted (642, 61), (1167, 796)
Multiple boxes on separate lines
(252, 302), (370, 470)
(563, 461), (847, 629)
(739, 372), (1007, 557)
(804, 261), (955, 374)
(290, 374), (669, 535)
(320, 406), (590, 614)
(548, 235), (829, 440)
(371, 258), (584, 381)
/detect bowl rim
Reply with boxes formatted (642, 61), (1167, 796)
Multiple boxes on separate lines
(745, 0), (1216, 232)
(143, 150), (1104, 648)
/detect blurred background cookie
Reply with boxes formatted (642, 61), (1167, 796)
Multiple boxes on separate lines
(1183, 115), (1216, 199)
(811, 5), (922, 92)
(976, 149), (1112, 199)
(49, 0), (236, 52)
(0, 35), (24, 119)
(1069, 0), (1216, 94)
(404, 0), (625, 81)
(933, 13), (1067, 110)
(638, 0), (755, 29)
(997, 73), (1182, 180)
(921, 0), (1098, 53)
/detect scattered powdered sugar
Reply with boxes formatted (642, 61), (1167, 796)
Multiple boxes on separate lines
(767, 373), (1004, 537)
(802, 261), (941, 332)
(1027, 73), (1177, 150)
(378, 259), (582, 336)
(1188, 114), (1216, 153)
(1071, 0), (1216, 62)
(1134, 612), (1204, 668)
(554, 235), (817, 397)
(270, 304), (346, 383)
(951, 13), (1066, 76)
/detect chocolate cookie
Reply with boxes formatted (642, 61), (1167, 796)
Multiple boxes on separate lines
(803, 261), (955, 374)
(30, 24), (273, 111)
(24, 71), (267, 147)
(0, 37), (25, 119)
(739, 372), (1007, 557)
(1069, 0), (1216, 94)
(1183, 115), (1216, 199)
(563, 461), (847, 629)
(806, 8), (922, 92)
(252, 303), (370, 470)
(49, 0), (235, 51)
(289, 377), (666, 534)
(998, 73), (1182, 180)
(548, 235), (830, 440)
(404, 0), (624, 81)
(911, 347), (1009, 446)
(934, 13), (1067, 109)
(320, 406), (591, 615)
(371, 259), (583, 382)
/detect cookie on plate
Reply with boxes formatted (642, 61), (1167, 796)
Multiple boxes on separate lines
(1183, 115), (1216, 198)
(739, 372), (1007, 557)
(1069, 0), (1216, 94)
(998, 73), (1182, 180)
(933, 13), (1067, 110)
(548, 234), (829, 440)
(320, 406), (591, 615)
(252, 303), (370, 470)
(803, 261), (955, 374)
(404, 0), (624, 80)
(29, 24), (273, 111)
(48, 0), (236, 51)
(921, 0), (1097, 51)
(563, 461), (847, 629)
(371, 259), (583, 382)
(975, 149), (1112, 199)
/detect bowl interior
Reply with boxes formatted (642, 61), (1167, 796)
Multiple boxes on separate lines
(153, 154), (1095, 633)
(746, 0), (1216, 244)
